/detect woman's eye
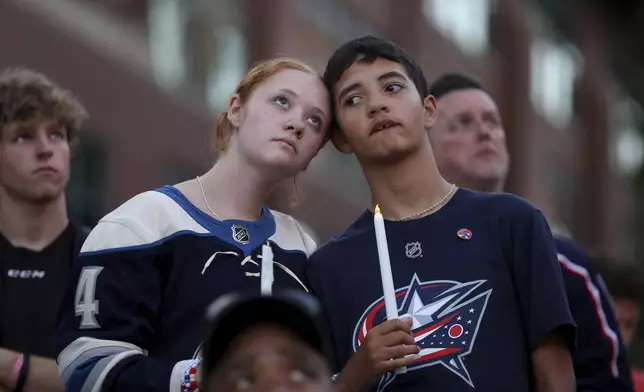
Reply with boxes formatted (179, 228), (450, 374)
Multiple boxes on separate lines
(274, 95), (289, 108)
(308, 116), (321, 127)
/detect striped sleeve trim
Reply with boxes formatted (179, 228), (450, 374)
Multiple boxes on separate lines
(58, 337), (146, 392)
(84, 351), (140, 392)
(558, 253), (620, 377)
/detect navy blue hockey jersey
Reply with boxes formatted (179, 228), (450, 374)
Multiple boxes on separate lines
(56, 186), (316, 391)
(305, 189), (576, 392)
(555, 235), (634, 391)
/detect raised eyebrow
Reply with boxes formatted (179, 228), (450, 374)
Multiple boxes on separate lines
(377, 71), (408, 83)
(278, 88), (298, 97)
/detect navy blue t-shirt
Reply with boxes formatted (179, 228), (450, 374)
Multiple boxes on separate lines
(555, 236), (634, 391)
(305, 189), (576, 392)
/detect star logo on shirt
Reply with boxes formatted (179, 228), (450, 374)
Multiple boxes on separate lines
(354, 274), (493, 390)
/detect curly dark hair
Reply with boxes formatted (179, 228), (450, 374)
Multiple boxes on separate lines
(0, 68), (88, 143)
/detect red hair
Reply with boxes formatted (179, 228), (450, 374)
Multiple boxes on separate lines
(213, 58), (317, 153)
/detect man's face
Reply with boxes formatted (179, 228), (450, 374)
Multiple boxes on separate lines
(331, 57), (436, 164)
(0, 118), (71, 204)
(613, 299), (641, 348)
(208, 325), (332, 392)
(430, 89), (509, 191)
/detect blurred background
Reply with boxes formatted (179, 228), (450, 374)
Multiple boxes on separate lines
(2, 0), (644, 362)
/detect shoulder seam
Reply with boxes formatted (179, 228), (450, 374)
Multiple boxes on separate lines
(100, 219), (149, 243)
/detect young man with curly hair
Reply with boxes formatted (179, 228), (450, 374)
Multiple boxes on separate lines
(0, 68), (89, 392)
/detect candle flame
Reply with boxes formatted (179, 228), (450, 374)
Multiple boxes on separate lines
(375, 204), (381, 214)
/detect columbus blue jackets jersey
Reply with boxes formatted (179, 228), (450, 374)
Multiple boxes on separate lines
(555, 236), (634, 391)
(305, 189), (576, 392)
(56, 186), (315, 391)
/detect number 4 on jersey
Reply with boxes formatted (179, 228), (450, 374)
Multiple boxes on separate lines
(74, 266), (104, 329)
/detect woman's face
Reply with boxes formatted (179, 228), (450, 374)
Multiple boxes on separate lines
(230, 69), (331, 179)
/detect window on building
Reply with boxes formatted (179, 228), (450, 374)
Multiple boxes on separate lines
(530, 39), (581, 129)
(423, 0), (493, 56)
(148, 0), (187, 89)
(613, 97), (644, 176)
(147, 0), (246, 112)
(205, 24), (246, 112)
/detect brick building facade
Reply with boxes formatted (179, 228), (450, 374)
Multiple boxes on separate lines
(0, 0), (636, 256)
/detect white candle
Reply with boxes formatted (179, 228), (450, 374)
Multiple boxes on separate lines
(374, 205), (407, 374)
(261, 242), (274, 295)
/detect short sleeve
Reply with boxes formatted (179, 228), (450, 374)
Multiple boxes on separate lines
(504, 207), (577, 353)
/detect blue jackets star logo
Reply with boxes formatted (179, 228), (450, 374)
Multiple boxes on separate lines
(353, 274), (492, 390)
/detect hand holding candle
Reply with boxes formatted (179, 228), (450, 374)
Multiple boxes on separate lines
(374, 204), (407, 375)
(261, 242), (274, 295)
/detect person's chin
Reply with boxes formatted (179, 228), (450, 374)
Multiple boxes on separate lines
(365, 143), (416, 164)
(470, 167), (506, 186)
(28, 189), (64, 204)
(256, 155), (302, 177)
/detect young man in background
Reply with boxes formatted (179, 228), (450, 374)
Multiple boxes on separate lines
(0, 68), (89, 392)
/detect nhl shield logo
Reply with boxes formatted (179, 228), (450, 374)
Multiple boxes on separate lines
(405, 241), (422, 259)
(231, 224), (250, 244)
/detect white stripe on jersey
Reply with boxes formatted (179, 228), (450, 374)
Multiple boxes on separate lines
(558, 253), (620, 377)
